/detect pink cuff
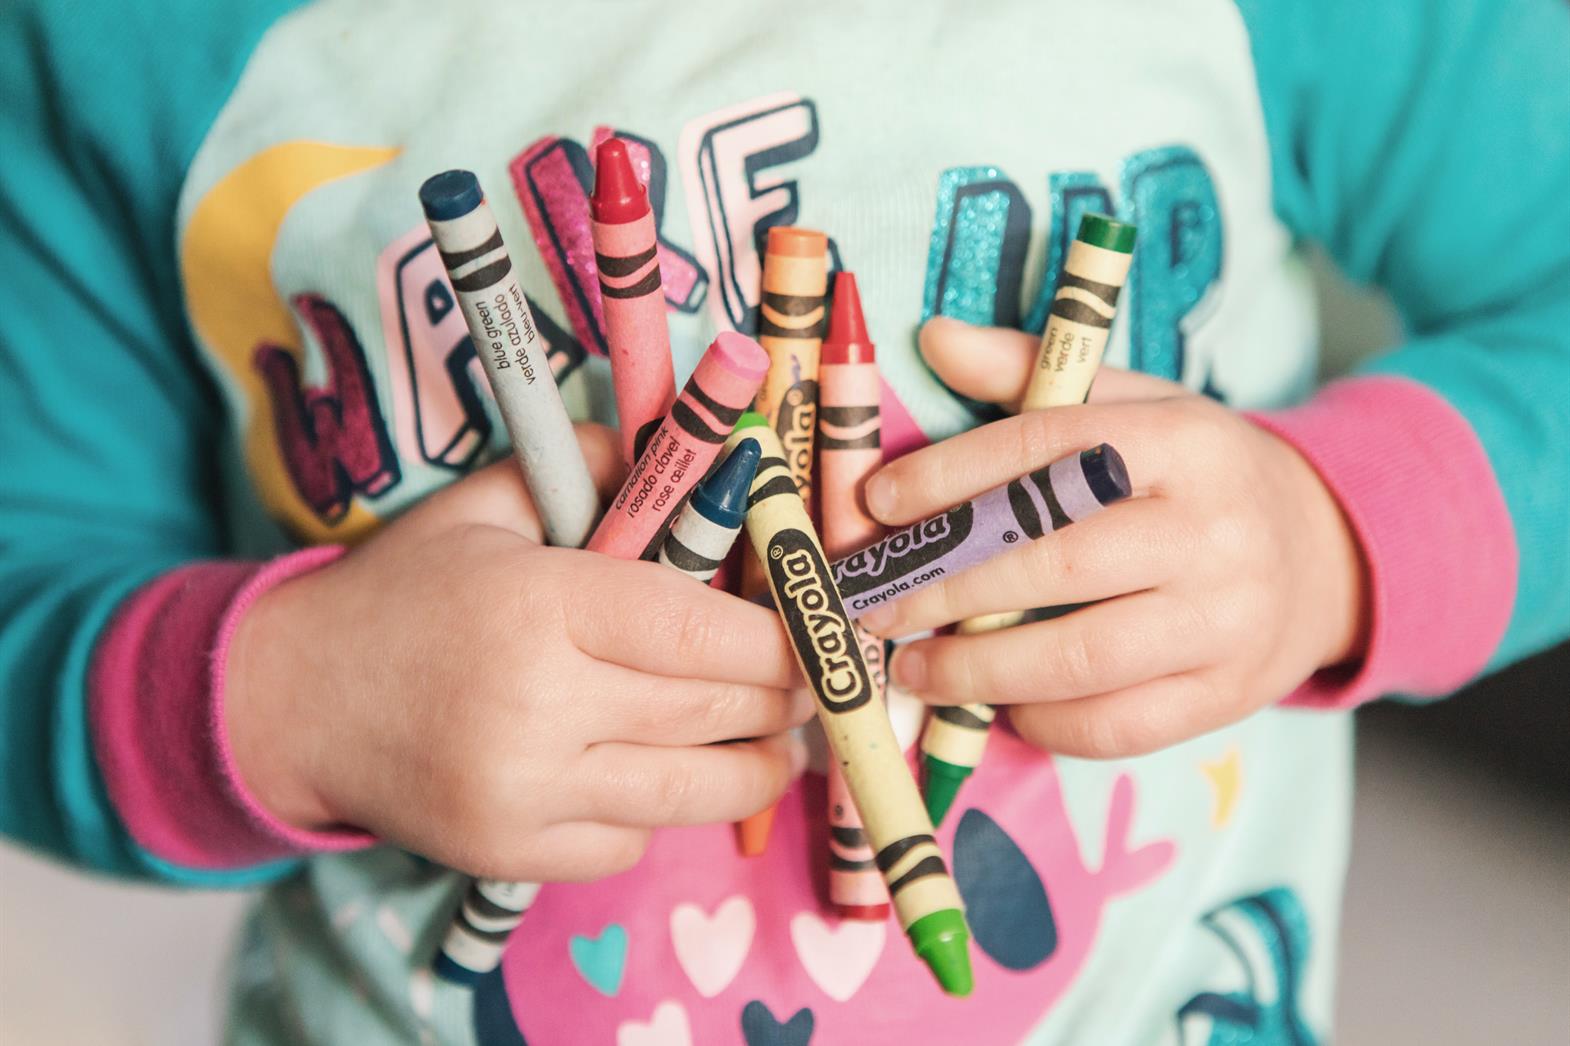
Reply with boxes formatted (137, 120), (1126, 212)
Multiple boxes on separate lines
(90, 547), (374, 869)
(1249, 376), (1517, 710)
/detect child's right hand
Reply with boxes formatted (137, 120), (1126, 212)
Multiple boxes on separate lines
(224, 423), (810, 882)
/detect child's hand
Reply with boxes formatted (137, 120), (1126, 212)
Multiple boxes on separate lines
(226, 424), (809, 882)
(861, 318), (1369, 758)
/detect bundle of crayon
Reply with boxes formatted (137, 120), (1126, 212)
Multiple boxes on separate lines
(921, 213), (1136, 825)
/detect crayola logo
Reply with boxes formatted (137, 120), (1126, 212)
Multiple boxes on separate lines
(832, 502), (974, 596)
(768, 528), (871, 714)
(776, 380), (818, 492)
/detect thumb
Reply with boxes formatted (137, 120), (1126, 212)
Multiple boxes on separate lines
(919, 316), (1185, 407)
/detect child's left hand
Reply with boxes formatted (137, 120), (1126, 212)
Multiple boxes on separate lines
(859, 317), (1371, 758)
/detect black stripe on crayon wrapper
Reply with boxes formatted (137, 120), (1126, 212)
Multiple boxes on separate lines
(661, 538), (722, 574)
(818, 404), (879, 427)
(439, 229), (504, 270)
(456, 911), (515, 944)
(1007, 479), (1043, 540)
(1057, 271), (1123, 307)
(594, 246), (658, 278)
(451, 259), (512, 293)
(875, 834), (937, 873)
(830, 825), (868, 847)
(1048, 297), (1114, 329)
(887, 855), (950, 895)
(670, 400), (730, 444)
(830, 854), (879, 872)
(935, 705), (992, 730)
(599, 269), (663, 299)
(1033, 467), (1074, 530)
(748, 474), (798, 507)
(688, 383), (744, 428)
(465, 888), (528, 921)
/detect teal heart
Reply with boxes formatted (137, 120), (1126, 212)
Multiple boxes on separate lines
(569, 924), (628, 997)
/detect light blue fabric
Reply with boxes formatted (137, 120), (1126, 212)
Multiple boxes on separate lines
(0, 0), (308, 883)
(1238, 0), (1570, 665)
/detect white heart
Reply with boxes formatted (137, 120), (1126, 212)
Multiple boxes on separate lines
(616, 1001), (692, 1046)
(670, 896), (755, 998)
(789, 912), (887, 1002)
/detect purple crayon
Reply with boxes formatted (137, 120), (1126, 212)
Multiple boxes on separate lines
(830, 445), (1130, 618)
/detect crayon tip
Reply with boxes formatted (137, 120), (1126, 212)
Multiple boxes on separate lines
(834, 903), (892, 921)
(822, 272), (875, 365)
(710, 332), (770, 380)
(922, 756), (973, 828)
(419, 170), (483, 222)
(591, 137), (648, 223)
(907, 909), (974, 997)
(736, 807), (777, 856)
(1076, 213), (1138, 254)
(693, 439), (761, 527)
(1081, 443), (1132, 505)
(766, 226), (827, 259)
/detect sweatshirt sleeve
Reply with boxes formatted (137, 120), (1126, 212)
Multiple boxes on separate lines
(0, 0), (340, 884)
(1235, 0), (1570, 706)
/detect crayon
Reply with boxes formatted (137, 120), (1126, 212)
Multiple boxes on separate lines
(657, 439), (761, 583)
(421, 170), (600, 551)
(433, 879), (541, 985)
(830, 445), (1132, 619)
(755, 226), (829, 504)
(588, 332), (769, 561)
(724, 411), (784, 855)
(1020, 214), (1136, 412)
(591, 138), (677, 463)
(817, 273), (891, 920)
(744, 426), (973, 996)
(422, 170), (598, 983)
(921, 217), (1135, 824)
(919, 618), (1008, 827)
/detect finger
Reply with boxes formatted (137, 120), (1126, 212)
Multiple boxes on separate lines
(860, 496), (1179, 637)
(889, 592), (1215, 705)
(480, 822), (653, 882)
(920, 318), (1187, 407)
(567, 557), (799, 688)
(576, 734), (805, 828)
(1006, 670), (1242, 759)
(863, 399), (1182, 527)
(576, 422), (631, 503)
(919, 317), (1036, 404)
(580, 666), (815, 747)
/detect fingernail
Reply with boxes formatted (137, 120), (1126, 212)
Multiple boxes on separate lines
(891, 646), (928, 691)
(864, 472), (895, 522)
(859, 605), (898, 635)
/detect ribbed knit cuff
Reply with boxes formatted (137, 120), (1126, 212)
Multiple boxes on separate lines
(1248, 376), (1517, 709)
(90, 547), (374, 869)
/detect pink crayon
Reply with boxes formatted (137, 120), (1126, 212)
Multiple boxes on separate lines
(592, 138), (677, 463)
(587, 332), (769, 561)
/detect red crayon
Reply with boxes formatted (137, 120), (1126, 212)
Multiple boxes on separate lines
(587, 332), (769, 561)
(592, 137), (677, 463)
(818, 273), (892, 921)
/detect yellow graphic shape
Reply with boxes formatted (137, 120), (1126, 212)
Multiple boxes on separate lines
(181, 141), (399, 543)
(1201, 748), (1241, 829)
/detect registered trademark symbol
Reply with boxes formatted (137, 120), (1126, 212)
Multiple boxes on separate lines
(1002, 530), (1019, 544)
(771, 545), (784, 559)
